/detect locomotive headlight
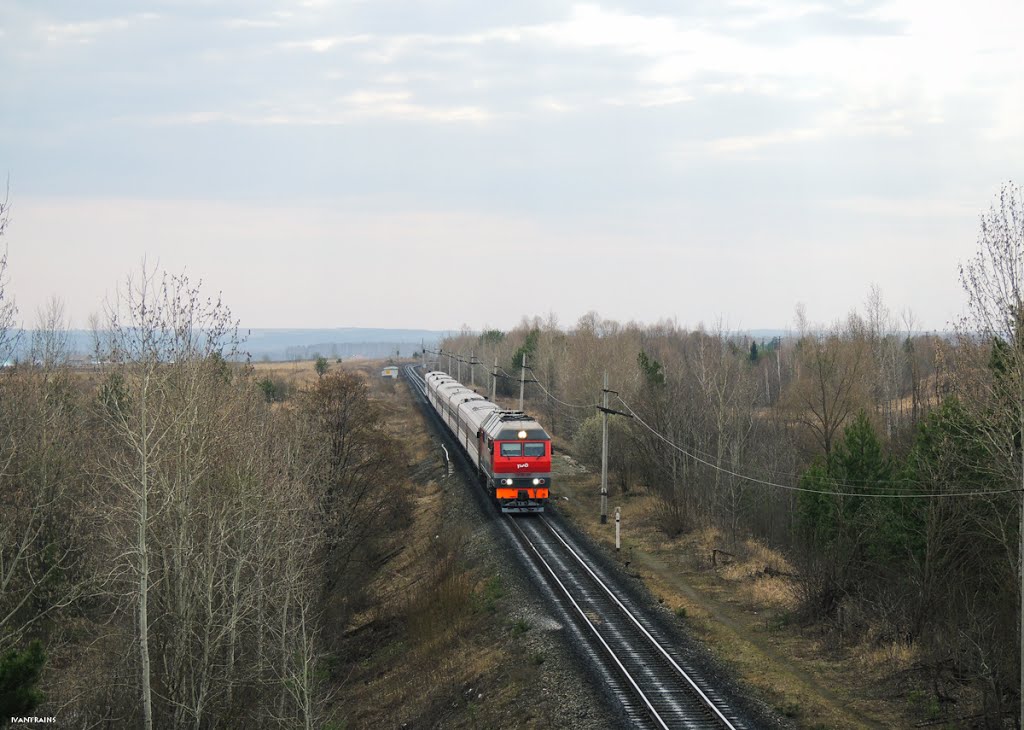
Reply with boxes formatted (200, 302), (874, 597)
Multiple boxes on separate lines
(532, 478), (540, 486)
(517, 430), (527, 439)
(504, 478), (513, 486)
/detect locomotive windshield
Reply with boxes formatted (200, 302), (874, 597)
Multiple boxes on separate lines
(524, 442), (545, 457)
(500, 443), (522, 457)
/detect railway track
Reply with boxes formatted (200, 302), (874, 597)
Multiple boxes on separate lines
(404, 365), (745, 729)
(509, 514), (743, 729)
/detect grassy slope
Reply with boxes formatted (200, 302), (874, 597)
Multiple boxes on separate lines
(285, 362), (612, 729)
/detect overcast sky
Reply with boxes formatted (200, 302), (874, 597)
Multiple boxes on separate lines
(2, 0), (1021, 332)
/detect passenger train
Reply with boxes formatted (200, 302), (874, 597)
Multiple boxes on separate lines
(424, 371), (551, 513)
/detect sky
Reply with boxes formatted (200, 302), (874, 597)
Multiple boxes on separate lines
(1, 0), (1022, 332)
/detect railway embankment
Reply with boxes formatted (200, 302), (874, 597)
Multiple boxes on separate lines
(329, 364), (618, 728)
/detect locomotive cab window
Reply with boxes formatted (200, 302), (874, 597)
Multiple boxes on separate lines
(499, 443), (522, 457)
(524, 442), (546, 457)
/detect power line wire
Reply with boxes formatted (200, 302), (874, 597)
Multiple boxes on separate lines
(522, 366), (933, 488)
(435, 348), (1016, 498)
(615, 395), (1020, 499)
(524, 366), (599, 410)
(609, 399), (936, 488)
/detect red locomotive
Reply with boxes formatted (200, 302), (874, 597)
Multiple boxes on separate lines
(425, 371), (550, 513)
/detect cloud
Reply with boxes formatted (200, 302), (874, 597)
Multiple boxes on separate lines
(533, 96), (574, 113)
(12, 0), (1008, 149)
(277, 35), (372, 53)
(224, 17), (287, 30)
(3, 0), (1022, 256)
(40, 13), (159, 45)
(132, 89), (491, 126)
(340, 90), (491, 122)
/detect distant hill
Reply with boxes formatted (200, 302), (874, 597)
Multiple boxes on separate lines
(243, 328), (446, 361)
(747, 329), (790, 340)
(11, 327), (447, 362)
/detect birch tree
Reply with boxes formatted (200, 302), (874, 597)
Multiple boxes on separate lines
(98, 269), (241, 729)
(0, 217), (86, 714)
(0, 190), (18, 363)
(955, 181), (1024, 727)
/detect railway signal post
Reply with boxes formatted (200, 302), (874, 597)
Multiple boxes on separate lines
(615, 506), (621, 550)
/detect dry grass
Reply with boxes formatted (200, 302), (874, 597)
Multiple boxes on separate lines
(855, 639), (919, 674)
(331, 361), (579, 729)
(552, 469), (923, 729)
(688, 532), (802, 613)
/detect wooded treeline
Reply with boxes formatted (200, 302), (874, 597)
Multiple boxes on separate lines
(440, 183), (1024, 724)
(0, 262), (408, 725)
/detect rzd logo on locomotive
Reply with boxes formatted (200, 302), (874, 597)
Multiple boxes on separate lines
(517, 463), (528, 469)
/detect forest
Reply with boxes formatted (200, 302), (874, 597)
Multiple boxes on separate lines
(0, 194), (410, 727)
(439, 183), (1024, 725)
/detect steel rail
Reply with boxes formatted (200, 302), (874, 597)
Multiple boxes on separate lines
(505, 515), (672, 730)
(537, 515), (737, 729)
(407, 363), (738, 728)
(405, 365), (427, 394)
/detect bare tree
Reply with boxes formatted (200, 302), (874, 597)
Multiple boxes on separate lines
(30, 296), (70, 369)
(785, 323), (870, 457)
(955, 180), (1024, 727)
(0, 213), (84, 658)
(98, 267), (241, 729)
(0, 366), (88, 654)
(689, 327), (759, 545)
(901, 309), (924, 423)
(0, 187), (20, 363)
(864, 285), (903, 438)
(297, 370), (408, 601)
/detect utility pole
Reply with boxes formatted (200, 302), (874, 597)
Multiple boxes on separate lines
(601, 370), (609, 524)
(597, 373), (632, 526)
(470, 351), (476, 388)
(519, 353), (526, 411)
(447, 351), (453, 374)
(457, 354), (462, 382)
(491, 356), (498, 402)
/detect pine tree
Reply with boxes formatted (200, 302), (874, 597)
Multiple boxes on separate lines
(637, 350), (665, 387)
(0, 641), (45, 722)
